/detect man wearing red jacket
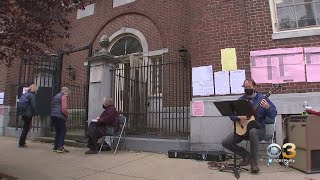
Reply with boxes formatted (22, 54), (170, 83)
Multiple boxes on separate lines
(85, 97), (119, 154)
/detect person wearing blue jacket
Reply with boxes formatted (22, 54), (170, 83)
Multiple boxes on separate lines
(18, 84), (38, 147)
(222, 78), (277, 173)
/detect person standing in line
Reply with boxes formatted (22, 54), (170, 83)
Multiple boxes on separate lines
(51, 87), (70, 153)
(18, 84), (38, 147)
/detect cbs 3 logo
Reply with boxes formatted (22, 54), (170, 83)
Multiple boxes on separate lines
(267, 143), (297, 159)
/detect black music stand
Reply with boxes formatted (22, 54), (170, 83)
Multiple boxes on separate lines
(214, 100), (255, 179)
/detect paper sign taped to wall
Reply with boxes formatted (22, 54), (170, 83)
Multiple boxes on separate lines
(0, 92), (4, 99)
(305, 47), (320, 82)
(214, 71), (230, 95)
(221, 48), (237, 71)
(22, 87), (29, 94)
(230, 70), (245, 94)
(192, 101), (204, 117)
(250, 48), (305, 83)
(192, 65), (214, 96)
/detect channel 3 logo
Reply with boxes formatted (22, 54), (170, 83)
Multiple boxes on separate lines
(267, 143), (297, 159)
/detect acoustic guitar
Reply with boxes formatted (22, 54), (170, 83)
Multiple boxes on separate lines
(235, 84), (282, 136)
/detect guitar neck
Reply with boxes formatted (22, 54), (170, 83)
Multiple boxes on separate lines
(253, 94), (271, 111)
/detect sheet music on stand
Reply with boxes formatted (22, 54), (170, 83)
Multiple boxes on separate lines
(214, 100), (255, 117)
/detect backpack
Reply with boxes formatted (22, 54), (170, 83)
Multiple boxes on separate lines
(17, 93), (31, 113)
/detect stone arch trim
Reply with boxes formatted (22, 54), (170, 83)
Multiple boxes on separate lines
(91, 11), (166, 47)
(108, 27), (148, 53)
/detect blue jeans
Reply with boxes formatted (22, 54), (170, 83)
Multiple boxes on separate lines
(52, 117), (66, 148)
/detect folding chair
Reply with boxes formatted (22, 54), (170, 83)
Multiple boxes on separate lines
(99, 115), (127, 154)
(260, 116), (276, 143)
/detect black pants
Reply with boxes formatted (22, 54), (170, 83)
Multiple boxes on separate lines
(86, 123), (104, 150)
(52, 117), (67, 148)
(19, 116), (32, 146)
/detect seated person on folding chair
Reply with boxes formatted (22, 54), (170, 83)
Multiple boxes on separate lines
(222, 78), (277, 173)
(85, 97), (119, 154)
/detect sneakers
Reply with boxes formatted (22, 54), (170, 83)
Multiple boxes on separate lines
(85, 149), (98, 154)
(62, 147), (69, 153)
(56, 147), (64, 153)
(54, 147), (70, 153)
(18, 144), (27, 148)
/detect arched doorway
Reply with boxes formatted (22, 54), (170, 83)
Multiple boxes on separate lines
(110, 35), (148, 134)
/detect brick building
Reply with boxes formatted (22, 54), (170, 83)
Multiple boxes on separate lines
(1, 0), (320, 139)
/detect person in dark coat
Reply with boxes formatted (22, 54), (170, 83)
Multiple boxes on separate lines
(85, 97), (119, 154)
(18, 84), (38, 147)
(51, 87), (70, 153)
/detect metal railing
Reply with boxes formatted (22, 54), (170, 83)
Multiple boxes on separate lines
(111, 58), (192, 137)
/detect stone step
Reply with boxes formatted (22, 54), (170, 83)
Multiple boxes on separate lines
(45, 131), (86, 140)
(34, 137), (87, 148)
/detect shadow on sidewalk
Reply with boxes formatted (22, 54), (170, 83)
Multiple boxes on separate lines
(0, 172), (18, 180)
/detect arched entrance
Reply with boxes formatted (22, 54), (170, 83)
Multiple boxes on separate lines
(109, 35), (149, 134)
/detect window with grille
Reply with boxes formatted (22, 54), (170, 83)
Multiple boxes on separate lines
(272, 0), (320, 31)
(110, 36), (142, 56)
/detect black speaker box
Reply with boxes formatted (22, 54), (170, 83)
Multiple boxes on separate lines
(168, 150), (228, 162)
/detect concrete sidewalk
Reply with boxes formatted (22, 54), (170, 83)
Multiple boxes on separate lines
(0, 137), (318, 180)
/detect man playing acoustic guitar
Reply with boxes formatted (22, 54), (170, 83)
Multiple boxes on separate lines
(222, 78), (277, 173)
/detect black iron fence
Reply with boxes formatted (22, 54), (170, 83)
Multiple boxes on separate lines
(111, 57), (192, 137)
(14, 44), (92, 132)
(15, 57), (58, 131)
(62, 83), (88, 130)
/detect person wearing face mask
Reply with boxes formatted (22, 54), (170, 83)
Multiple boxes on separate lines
(84, 97), (119, 154)
(222, 78), (277, 173)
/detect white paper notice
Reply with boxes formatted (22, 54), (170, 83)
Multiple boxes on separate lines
(230, 70), (246, 94)
(0, 99), (3, 105)
(22, 87), (29, 94)
(0, 92), (4, 99)
(214, 71), (230, 95)
(192, 65), (214, 96)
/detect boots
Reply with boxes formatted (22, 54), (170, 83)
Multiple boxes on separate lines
(239, 155), (250, 166)
(250, 162), (260, 173)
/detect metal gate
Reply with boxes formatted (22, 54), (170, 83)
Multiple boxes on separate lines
(16, 44), (93, 132)
(112, 56), (192, 136)
(16, 54), (59, 130)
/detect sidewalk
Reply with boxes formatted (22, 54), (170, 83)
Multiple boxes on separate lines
(0, 137), (318, 180)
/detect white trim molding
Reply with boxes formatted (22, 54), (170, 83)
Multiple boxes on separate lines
(108, 27), (149, 53)
(143, 48), (168, 57)
(76, 3), (95, 20)
(113, 0), (136, 8)
(272, 28), (320, 40)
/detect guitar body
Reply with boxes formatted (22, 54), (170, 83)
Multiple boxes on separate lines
(235, 116), (256, 136)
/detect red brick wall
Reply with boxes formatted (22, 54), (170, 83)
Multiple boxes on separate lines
(0, 63), (7, 93)
(7, 0), (318, 107)
(188, 0), (320, 94)
(4, 59), (20, 106)
(57, 0), (191, 107)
